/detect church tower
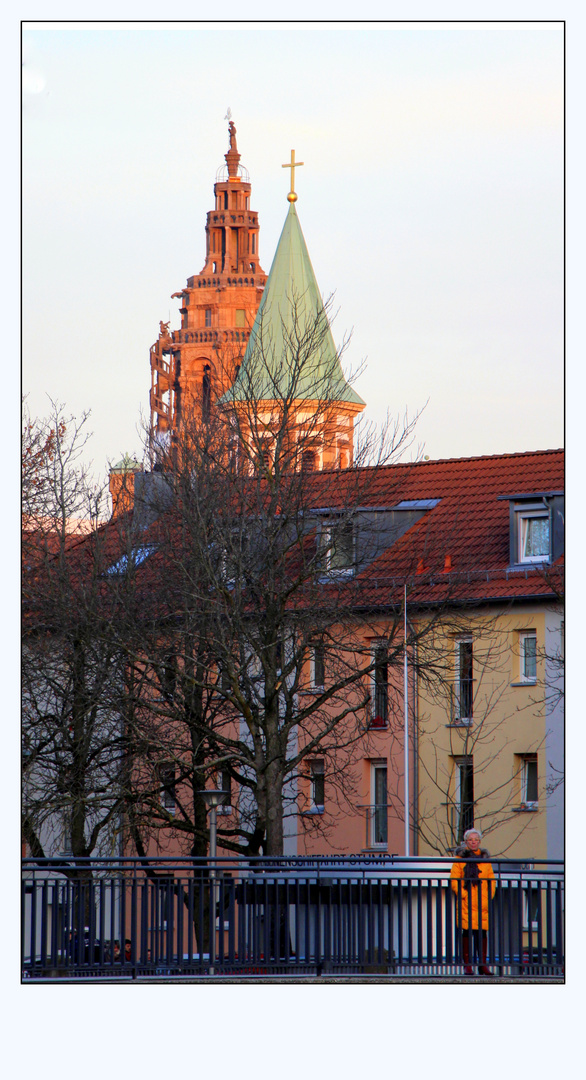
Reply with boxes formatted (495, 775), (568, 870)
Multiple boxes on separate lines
(220, 152), (365, 470)
(149, 120), (267, 451)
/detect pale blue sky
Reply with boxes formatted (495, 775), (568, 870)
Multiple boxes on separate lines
(23, 21), (563, 481)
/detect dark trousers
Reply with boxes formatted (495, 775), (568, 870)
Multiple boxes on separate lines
(462, 930), (488, 965)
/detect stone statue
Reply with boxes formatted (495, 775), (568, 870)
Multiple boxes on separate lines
(228, 120), (238, 152)
(159, 320), (170, 338)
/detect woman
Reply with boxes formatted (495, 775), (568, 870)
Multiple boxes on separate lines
(450, 828), (496, 976)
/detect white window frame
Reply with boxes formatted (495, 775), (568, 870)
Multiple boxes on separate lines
(521, 754), (538, 808)
(370, 761), (388, 847)
(158, 765), (176, 816)
(523, 883), (541, 930)
(519, 631), (537, 683)
(517, 507), (550, 564)
(452, 756), (474, 841)
(217, 769), (233, 815)
(320, 519), (355, 575)
(454, 637), (473, 724)
(370, 643), (388, 726)
(309, 759), (325, 813)
(311, 643), (325, 689)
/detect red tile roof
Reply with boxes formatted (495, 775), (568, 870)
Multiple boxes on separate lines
(338, 448), (564, 605)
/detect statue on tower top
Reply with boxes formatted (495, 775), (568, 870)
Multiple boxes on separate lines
(228, 120), (238, 153)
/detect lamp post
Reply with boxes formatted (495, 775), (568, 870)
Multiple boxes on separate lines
(199, 790), (227, 974)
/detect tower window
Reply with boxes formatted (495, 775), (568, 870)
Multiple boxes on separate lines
(251, 233), (256, 254)
(235, 309), (246, 328)
(202, 365), (211, 421)
(205, 309), (212, 327)
(301, 449), (317, 471)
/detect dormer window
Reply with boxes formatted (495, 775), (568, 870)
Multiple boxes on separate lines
(320, 519), (354, 574)
(518, 508), (550, 563)
(502, 492), (562, 567)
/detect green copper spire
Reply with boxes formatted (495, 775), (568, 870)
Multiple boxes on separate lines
(222, 202), (364, 407)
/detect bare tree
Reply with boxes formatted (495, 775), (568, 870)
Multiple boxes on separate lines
(22, 402), (133, 865)
(120, 296), (481, 858)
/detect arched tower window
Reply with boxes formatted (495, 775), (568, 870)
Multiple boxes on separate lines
(301, 449), (317, 472)
(202, 365), (211, 422)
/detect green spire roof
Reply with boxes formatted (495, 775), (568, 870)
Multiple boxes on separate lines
(221, 203), (364, 407)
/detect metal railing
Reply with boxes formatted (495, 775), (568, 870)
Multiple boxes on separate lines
(22, 855), (564, 980)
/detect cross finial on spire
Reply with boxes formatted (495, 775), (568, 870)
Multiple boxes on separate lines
(282, 150), (304, 202)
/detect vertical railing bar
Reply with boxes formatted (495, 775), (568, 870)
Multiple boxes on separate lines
(545, 879), (553, 969)
(396, 878), (403, 967)
(30, 878), (38, 972)
(130, 871), (137, 972)
(407, 879), (413, 967)
(556, 879), (564, 969)
(536, 878), (544, 969)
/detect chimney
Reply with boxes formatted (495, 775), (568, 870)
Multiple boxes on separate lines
(109, 455), (142, 518)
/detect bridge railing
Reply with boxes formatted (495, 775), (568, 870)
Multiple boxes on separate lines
(22, 855), (564, 979)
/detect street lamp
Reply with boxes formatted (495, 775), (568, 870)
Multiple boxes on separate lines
(199, 789), (227, 974)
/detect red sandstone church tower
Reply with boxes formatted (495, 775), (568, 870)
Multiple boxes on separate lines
(149, 120), (267, 453)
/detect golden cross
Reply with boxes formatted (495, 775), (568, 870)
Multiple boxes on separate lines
(282, 149), (304, 202)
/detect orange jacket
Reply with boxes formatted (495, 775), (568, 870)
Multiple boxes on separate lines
(450, 847), (496, 930)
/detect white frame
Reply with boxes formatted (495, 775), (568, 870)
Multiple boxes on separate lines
(311, 643), (325, 689)
(309, 759), (325, 812)
(517, 508), (550, 564)
(320, 519), (355, 575)
(159, 765), (176, 816)
(519, 631), (537, 683)
(454, 637), (473, 723)
(370, 761), (388, 847)
(452, 755), (474, 838)
(523, 883), (541, 930)
(521, 754), (538, 808)
(370, 643), (388, 725)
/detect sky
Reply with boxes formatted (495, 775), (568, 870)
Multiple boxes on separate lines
(22, 21), (563, 487)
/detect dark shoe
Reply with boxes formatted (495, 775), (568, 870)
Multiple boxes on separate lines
(464, 965), (474, 975)
(479, 966), (494, 976)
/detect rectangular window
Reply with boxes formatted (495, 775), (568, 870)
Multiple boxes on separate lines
(519, 632), (537, 682)
(371, 763), (388, 846)
(311, 643), (325, 688)
(454, 639), (473, 723)
(310, 760), (325, 811)
(218, 768), (233, 814)
(523, 885), (541, 930)
(158, 766), (176, 815)
(518, 511), (550, 563)
(520, 754), (538, 807)
(453, 756), (474, 843)
(205, 308), (212, 327)
(235, 309), (246, 327)
(320, 520), (354, 572)
(371, 644), (388, 726)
